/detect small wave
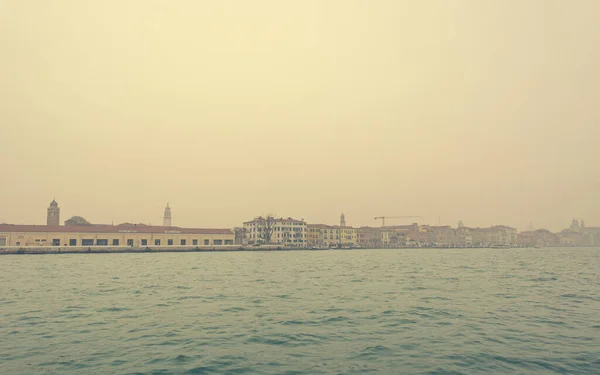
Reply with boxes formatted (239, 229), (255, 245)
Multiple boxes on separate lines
(97, 307), (129, 312)
(422, 296), (451, 301)
(88, 321), (108, 326)
(222, 307), (248, 312)
(18, 315), (41, 321)
(187, 365), (218, 374)
(247, 333), (328, 347)
(177, 296), (203, 300)
(321, 315), (351, 323)
(172, 354), (196, 363)
(532, 277), (557, 281)
(383, 318), (418, 327)
(353, 345), (391, 358)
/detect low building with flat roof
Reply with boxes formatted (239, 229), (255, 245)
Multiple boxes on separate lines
(0, 223), (234, 248)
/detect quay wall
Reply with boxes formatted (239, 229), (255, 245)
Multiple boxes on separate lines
(0, 245), (294, 255)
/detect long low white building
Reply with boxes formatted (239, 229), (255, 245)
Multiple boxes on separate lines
(0, 223), (234, 248)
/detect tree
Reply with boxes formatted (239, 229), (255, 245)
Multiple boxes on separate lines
(257, 215), (276, 244)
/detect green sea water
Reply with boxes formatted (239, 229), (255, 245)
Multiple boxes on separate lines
(1, 248), (599, 374)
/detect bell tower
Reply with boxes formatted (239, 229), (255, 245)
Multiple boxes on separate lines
(47, 199), (60, 226)
(340, 213), (346, 227)
(163, 203), (172, 227)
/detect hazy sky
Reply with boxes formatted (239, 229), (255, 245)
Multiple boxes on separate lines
(1, 1), (599, 231)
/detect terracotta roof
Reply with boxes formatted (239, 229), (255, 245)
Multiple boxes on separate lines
(244, 217), (305, 224)
(490, 225), (516, 230)
(0, 223), (233, 235)
(307, 224), (330, 229)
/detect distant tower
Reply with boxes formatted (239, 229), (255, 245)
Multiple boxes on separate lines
(47, 199), (60, 226)
(458, 220), (464, 228)
(340, 213), (346, 227)
(163, 203), (172, 227)
(570, 219), (581, 233)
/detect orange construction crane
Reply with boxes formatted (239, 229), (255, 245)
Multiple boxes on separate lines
(374, 216), (422, 227)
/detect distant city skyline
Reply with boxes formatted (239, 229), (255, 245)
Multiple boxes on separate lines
(0, 198), (594, 233)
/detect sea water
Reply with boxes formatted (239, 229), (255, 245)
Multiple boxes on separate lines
(1, 248), (599, 374)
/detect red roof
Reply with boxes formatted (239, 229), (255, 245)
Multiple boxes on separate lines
(244, 217), (305, 224)
(0, 223), (233, 235)
(307, 224), (331, 229)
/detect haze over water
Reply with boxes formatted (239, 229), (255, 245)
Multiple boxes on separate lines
(2, 248), (599, 374)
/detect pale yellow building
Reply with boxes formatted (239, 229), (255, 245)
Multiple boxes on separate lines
(307, 224), (327, 246)
(0, 223), (234, 248)
(309, 225), (358, 247)
(338, 226), (358, 246)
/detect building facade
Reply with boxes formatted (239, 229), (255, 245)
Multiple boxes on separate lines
(469, 225), (517, 247)
(0, 223), (234, 248)
(307, 224), (327, 246)
(357, 227), (382, 248)
(244, 217), (307, 246)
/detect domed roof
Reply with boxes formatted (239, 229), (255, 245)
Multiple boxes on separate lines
(65, 216), (91, 226)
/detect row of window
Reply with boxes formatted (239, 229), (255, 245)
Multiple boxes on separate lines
(248, 222), (305, 226)
(248, 234), (307, 239)
(48, 239), (233, 246)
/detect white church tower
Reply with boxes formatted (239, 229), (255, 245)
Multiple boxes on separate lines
(163, 203), (172, 227)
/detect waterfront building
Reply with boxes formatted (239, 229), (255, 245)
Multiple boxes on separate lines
(0, 223), (234, 248)
(454, 226), (473, 247)
(561, 220), (600, 246)
(380, 224), (417, 247)
(517, 229), (559, 247)
(423, 225), (454, 247)
(322, 226), (339, 246)
(47, 199), (60, 226)
(338, 226), (357, 247)
(307, 224), (328, 246)
(233, 227), (246, 245)
(469, 225), (517, 247)
(244, 217), (307, 246)
(306, 224), (357, 247)
(357, 227), (381, 248)
(580, 226), (600, 246)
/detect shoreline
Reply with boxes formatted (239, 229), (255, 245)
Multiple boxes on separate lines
(0, 245), (584, 255)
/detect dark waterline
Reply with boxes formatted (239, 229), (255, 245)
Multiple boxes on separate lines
(1, 248), (599, 374)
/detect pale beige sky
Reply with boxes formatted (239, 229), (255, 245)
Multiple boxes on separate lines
(1, 1), (599, 231)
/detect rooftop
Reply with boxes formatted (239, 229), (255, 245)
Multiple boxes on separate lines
(0, 223), (233, 235)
